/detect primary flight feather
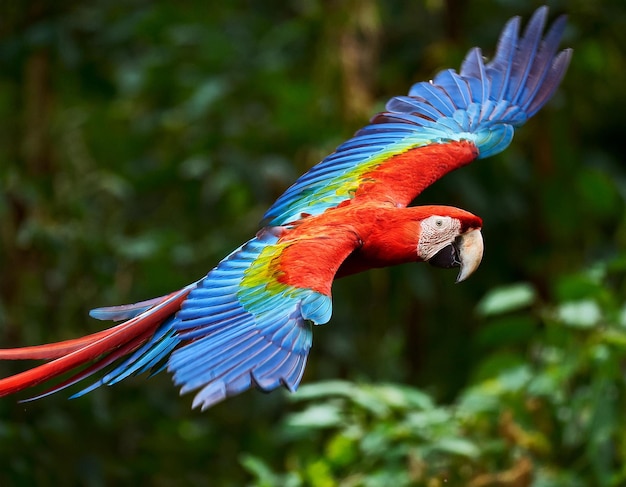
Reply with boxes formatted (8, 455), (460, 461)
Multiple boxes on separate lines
(0, 7), (571, 410)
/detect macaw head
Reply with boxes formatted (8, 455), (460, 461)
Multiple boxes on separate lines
(414, 206), (483, 282)
(333, 204), (484, 282)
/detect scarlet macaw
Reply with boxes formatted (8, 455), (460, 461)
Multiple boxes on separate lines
(0, 7), (571, 410)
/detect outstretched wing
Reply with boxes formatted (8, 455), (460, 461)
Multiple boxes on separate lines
(0, 220), (360, 406)
(263, 7), (571, 226)
(168, 225), (361, 410)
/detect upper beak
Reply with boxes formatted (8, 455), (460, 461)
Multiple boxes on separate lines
(455, 229), (484, 282)
(427, 229), (484, 282)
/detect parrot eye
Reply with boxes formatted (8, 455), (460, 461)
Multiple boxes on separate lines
(423, 215), (453, 232)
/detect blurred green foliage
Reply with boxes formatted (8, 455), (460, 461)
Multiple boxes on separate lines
(245, 260), (626, 486)
(0, 0), (625, 485)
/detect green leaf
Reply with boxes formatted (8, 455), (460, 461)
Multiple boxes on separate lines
(429, 437), (480, 459)
(456, 387), (501, 416)
(375, 384), (434, 411)
(360, 427), (391, 456)
(304, 460), (335, 487)
(471, 352), (527, 383)
(556, 300), (602, 328)
(406, 409), (452, 430)
(291, 382), (436, 418)
(290, 380), (355, 401)
(496, 365), (532, 392)
(325, 433), (358, 467)
(600, 329), (626, 349)
(476, 283), (536, 317)
(285, 403), (343, 429)
(240, 454), (282, 487)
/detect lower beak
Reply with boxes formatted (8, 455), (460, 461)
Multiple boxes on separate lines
(455, 229), (484, 282)
(427, 229), (484, 282)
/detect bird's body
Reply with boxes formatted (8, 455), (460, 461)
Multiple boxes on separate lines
(0, 7), (571, 410)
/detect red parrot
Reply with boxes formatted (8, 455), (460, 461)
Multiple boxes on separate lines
(0, 7), (571, 410)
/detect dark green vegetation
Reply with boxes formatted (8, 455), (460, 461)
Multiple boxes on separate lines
(1, 1), (625, 485)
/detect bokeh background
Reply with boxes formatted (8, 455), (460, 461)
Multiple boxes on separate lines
(1, 0), (625, 485)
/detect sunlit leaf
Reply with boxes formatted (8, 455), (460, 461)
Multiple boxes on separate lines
(240, 455), (281, 487)
(292, 381), (391, 417)
(456, 387), (501, 416)
(377, 384), (434, 410)
(476, 283), (536, 317)
(556, 300), (602, 328)
(496, 365), (532, 392)
(406, 409), (451, 430)
(285, 403), (343, 429)
(428, 437), (480, 459)
(304, 460), (334, 487)
(325, 433), (358, 467)
(360, 428), (390, 456)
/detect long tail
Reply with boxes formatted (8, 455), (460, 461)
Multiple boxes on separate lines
(0, 286), (194, 399)
(0, 231), (319, 410)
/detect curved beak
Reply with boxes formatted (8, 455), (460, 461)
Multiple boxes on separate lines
(427, 229), (484, 282)
(455, 229), (484, 282)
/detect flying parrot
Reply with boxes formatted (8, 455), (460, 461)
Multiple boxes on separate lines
(0, 7), (571, 410)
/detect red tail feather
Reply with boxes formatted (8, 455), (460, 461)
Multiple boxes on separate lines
(0, 288), (190, 398)
(23, 328), (157, 401)
(0, 324), (133, 360)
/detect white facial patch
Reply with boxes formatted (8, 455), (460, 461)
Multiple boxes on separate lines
(417, 215), (462, 261)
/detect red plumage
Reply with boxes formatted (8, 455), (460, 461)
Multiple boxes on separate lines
(353, 141), (479, 206)
(0, 289), (189, 397)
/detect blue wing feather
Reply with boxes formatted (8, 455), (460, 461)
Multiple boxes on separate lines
(68, 318), (181, 398)
(508, 7), (546, 105)
(486, 16), (519, 99)
(89, 295), (170, 321)
(407, 83), (456, 114)
(167, 229), (332, 410)
(386, 96), (445, 120)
